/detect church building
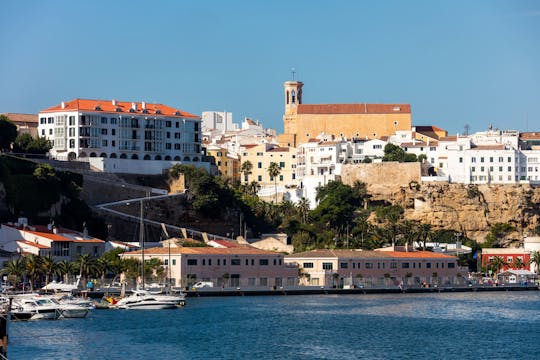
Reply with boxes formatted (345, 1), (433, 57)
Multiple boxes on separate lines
(278, 80), (412, 147)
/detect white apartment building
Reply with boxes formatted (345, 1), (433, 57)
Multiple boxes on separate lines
(201, 111), (237, 132)
(38, 99), (209, 174)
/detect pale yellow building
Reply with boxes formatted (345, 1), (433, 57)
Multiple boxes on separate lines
(240, 143), (297, 188)
(206, 146), (240, 182)
(278, 80), (412, 147)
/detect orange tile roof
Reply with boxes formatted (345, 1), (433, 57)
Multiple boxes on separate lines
(439, 135), (458, 142)
(17, 240), (50, 249)
(287, 249), (455, 260)
(24, 229), (70, 241)
(72, 238), (105, 243)
(40, 99), (199, 119)
(520, 132), (540, 140)
(268, 147), (290, 152)
(473, 145), (506, 150)
(124, 246), (281, 256)
(298, 103), (411, 115)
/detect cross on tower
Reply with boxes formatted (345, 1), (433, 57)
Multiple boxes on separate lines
(291, 67), (296, 80)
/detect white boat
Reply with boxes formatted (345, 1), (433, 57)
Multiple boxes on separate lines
(115, 200), (186, 310)
(44, 296), (91, 318)
(114, 289), (185, 310)
(12, 296), (61, 320)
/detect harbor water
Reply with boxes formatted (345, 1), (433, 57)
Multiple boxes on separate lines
(9, 291), (540, 359)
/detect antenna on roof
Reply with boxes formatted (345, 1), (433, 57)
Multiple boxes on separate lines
(291, 67), (296, 80)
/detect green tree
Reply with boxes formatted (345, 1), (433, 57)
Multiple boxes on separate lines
(13, 133), (51, 154)
(491, 256), (507, 275)
(296, 197), (310, 224)
(1, 258), (26, 289)
(311, 181), (361, 239)
(75, 254), (99, 284)
(56, 260), (78, 284)
(529, 251), (540, 275)
(267, 162), (281, 204)
(382, 143), (417, 162)
(0, 114), (17, 151)
(375, 204), (405, 246)
(241, 160), (253, 183)
(484, 223), (515, 248)
(24, 254), (43, 291)
(41, 255), (58, 291)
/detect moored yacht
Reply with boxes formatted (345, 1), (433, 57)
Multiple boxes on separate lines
(114, 290), (185, 310)
(12, 295), (61, 320)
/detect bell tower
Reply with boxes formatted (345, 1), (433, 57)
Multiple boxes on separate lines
(284, 80), (303, 116)
(282, 80), (303, 145)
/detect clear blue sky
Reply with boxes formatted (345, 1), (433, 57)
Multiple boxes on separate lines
(1, 0), (539, 135)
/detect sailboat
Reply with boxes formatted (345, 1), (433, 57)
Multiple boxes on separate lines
(115, 197), (185, 310)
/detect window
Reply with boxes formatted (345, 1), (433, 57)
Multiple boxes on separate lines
(448, 263), (455, 268)
(402, 262), (410, 269)
(101, 128), (108, 135)
(258, 162), (262, 169)
(322, 262), (333, 270)
(258, 175), (262, 181)
(164, 259), (169, 266)
(166, 121), (172, 127)
(489, 157), (493, 163)
(365, 263), (373, 269)
(340, 262), (348, 269)
(279, 162), (285, 168)
(471, 157), (476, 163)
(303, 262), (314, 268)
(231, 259), (241, 266)
(426, 262), (431, 268)
(480, 157), (484, 163)
(187, 259), (197, 266)
(459, 157), (463, 163)
(279, 175), (283, 181)
(101, 117), (108, 124)
(260, 278), (268, 286)
(390, 262), (397, 269)
(259, 259), (269, 266)
(172, 259), (176, 265)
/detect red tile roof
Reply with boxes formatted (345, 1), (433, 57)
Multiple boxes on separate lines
(439, 135), (458, 142)
(124, 246), (280, 256)
(40, 99), (199, 119)
(209, 239), (243, 248)
(17, 240), (50, 249)
(287, 249), (455, 260)
(268, 147), (290, 152)
(473, 145), (506, 150)
(520, 132), (540, 140)
(297, 103), (411, 115)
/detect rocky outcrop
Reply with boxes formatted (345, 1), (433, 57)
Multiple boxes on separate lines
(373, 183), (540, 243)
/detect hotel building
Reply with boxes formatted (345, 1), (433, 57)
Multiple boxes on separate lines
(38, 99), (208, 174)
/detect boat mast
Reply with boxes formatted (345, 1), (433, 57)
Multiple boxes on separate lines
(140, 198), (145, 290)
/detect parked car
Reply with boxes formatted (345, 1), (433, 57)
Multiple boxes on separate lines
(192, 281), (214, 289)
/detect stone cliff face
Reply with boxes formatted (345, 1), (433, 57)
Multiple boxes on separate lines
(375, 183), (540, 243)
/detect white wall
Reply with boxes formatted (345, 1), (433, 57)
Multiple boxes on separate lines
(88, 158), (211, 174)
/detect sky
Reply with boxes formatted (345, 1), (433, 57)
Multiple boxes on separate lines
(1, 0), (539, 135)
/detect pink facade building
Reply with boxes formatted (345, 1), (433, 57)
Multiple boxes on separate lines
(120, 245), (298, 288)
(285, 249), (461, 287)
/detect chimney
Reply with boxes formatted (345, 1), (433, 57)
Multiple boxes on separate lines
(112, 99), (117, 106)
(141, 101), (147, 110)
(131, 102), (137, 111)
(61, 101), (66, 109)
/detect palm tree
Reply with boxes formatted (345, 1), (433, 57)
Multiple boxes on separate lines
(511, 257), (525, 270)
(57, 260), (78, 284)
(41, 255), (58, 291)
(296, 197), (310, 224)
(97, 257), (111, 287)
(491, 256), (507, 275)
(248, 181), (260, 196)
(1, 258), (26, 289)
(24, 254), (43, 291)
(267, 162), (281, 204)
(241, 160), (253, 184)
(75, 254), (99, 284)
(529, 250), (540, 275)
